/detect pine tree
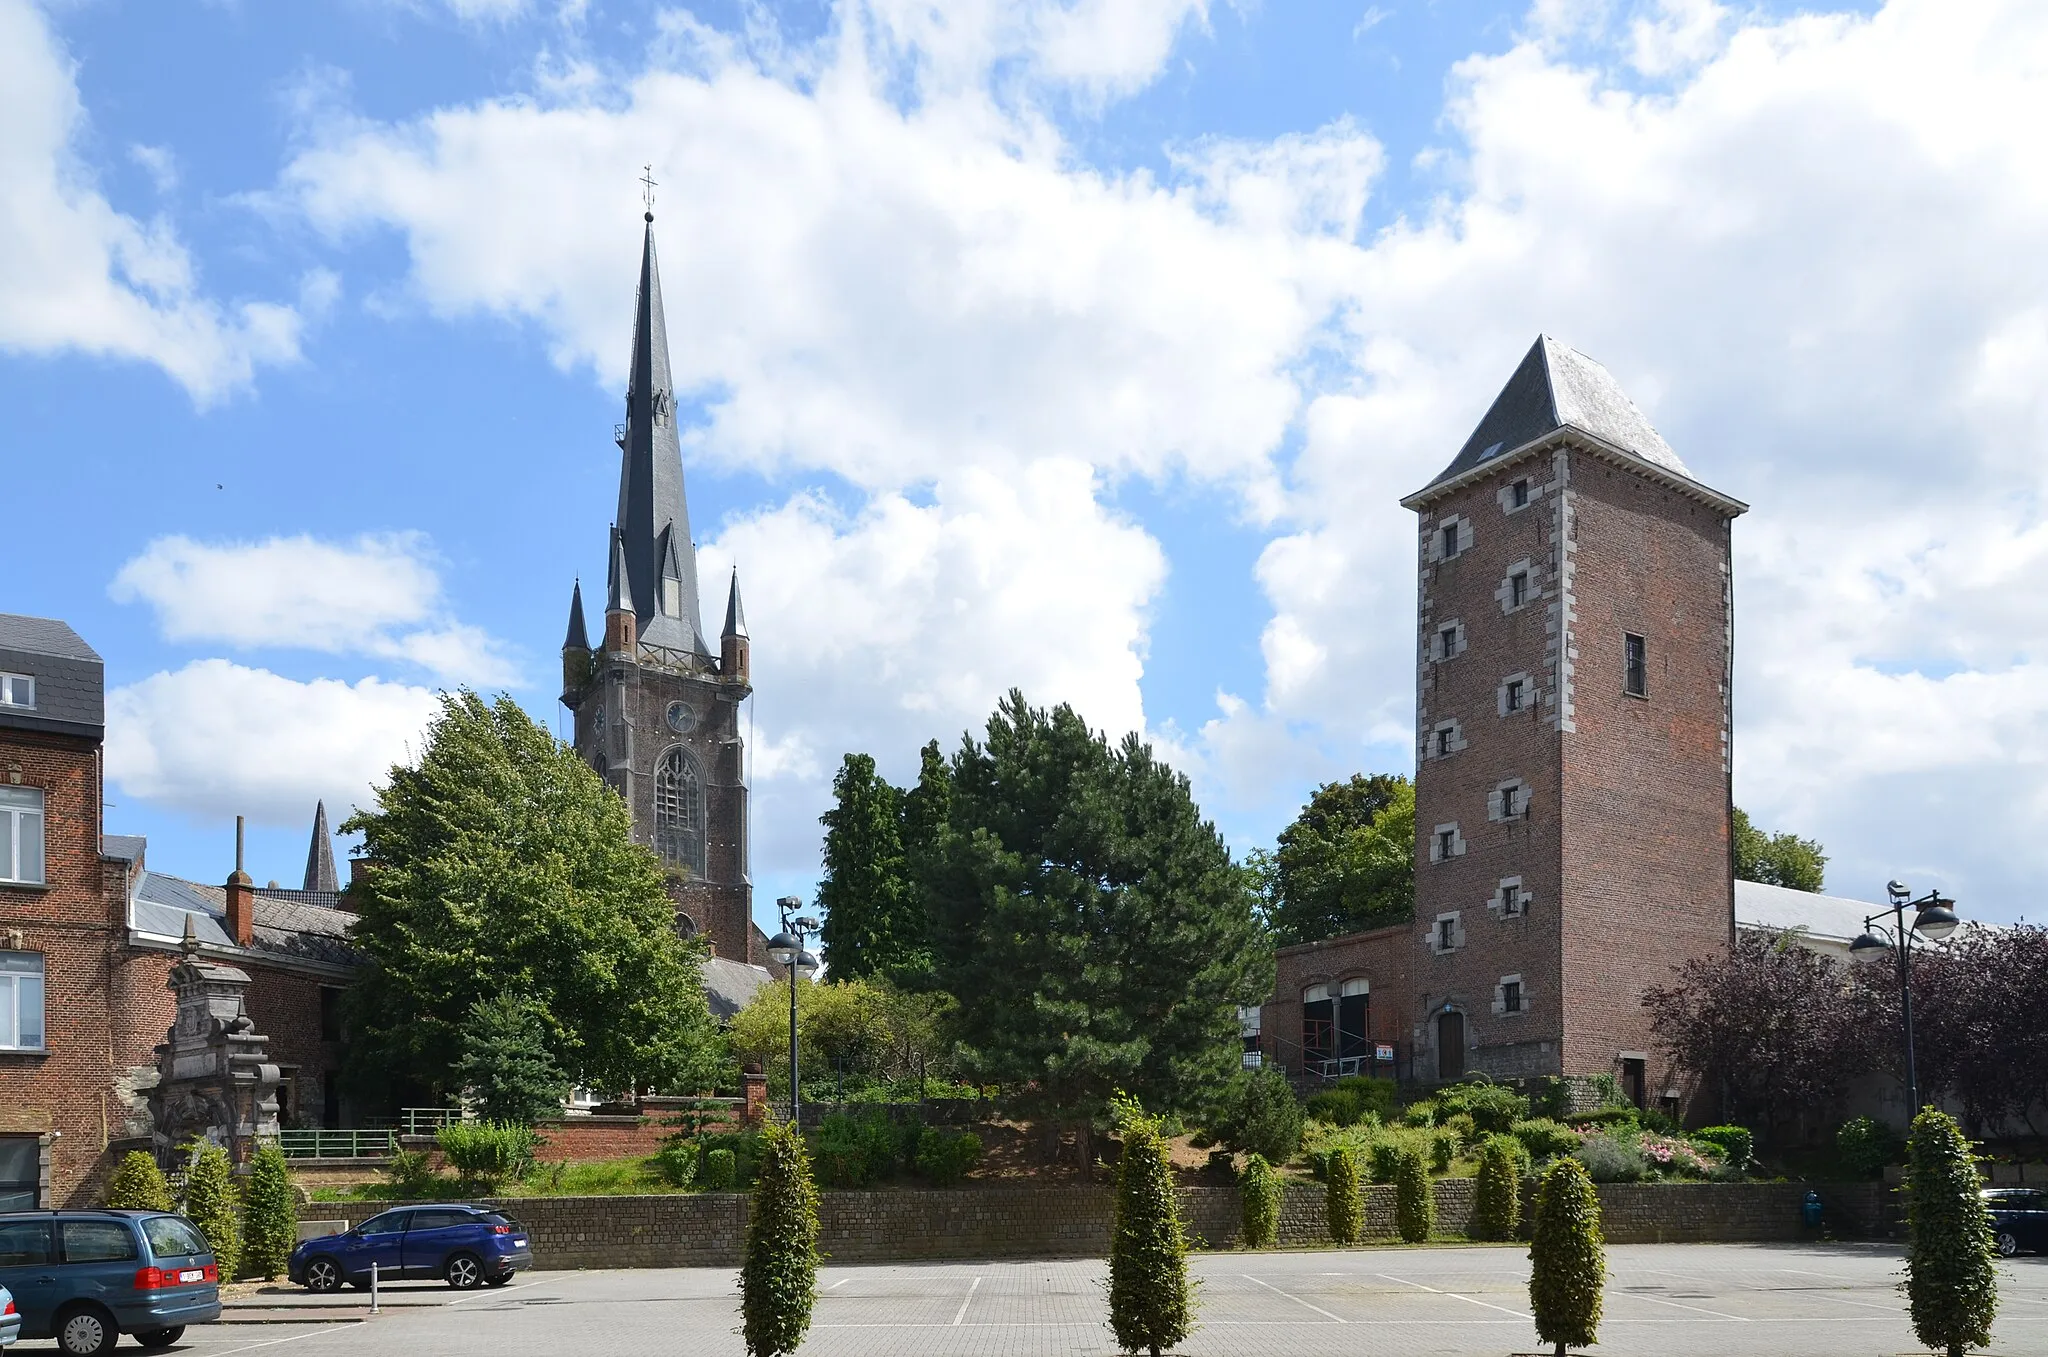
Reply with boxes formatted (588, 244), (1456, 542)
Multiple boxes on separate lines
(182, 1145), (242, 1281)
(1394, 1144), (1435, 1243)
(1240, 1153), (1282, 1249)
(1471, 1137), (1522, 1241)
(454, 992), (570, 1125)
(1107, 1095), (1194, 1357)
(241, 1144), (298, 1281)
(740, 1120), (820, 1357)
(1325, 1144), (1363, 1244)
(1905, 1107), (1998, 1357)
(1528, 1158), (1605, 1355)
(103, 1151), (173, 1211)
(816, 754), (919, 981)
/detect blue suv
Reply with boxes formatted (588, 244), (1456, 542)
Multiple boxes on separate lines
(290, 1205), (531, 1292)
(0, 1210), (221, 1355)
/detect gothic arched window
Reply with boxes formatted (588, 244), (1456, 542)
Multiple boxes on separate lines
(654, 746), (705, 878)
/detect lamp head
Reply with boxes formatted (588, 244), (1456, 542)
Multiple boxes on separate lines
(1849, 930), (1892, 960)
(796, 949), (822, 978)
(1887, 880), (1910, 903)
(1913, 904), (1960, 942)
(766, 931), (801, 966)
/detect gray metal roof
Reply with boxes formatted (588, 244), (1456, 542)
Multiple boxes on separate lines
(0, 614), (100, 661)
(303, 801), (339, 893)
(131, 869), (361, 970)
(103, 834), (147, 864)
(721, 569), (747, 640)
(1405, 336), (1722, 507)
(0, 613), (104, 739)
(702, 955), (773, 1023)
(1734, 879), (1878, 951)
(612, 218), (709, 656)
(562, 579), (591, 653)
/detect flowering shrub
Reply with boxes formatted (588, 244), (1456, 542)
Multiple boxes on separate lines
(1638, 1135), (1714, 1179)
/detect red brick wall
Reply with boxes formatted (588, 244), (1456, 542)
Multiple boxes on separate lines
(240, 965), (345, 1130)
(1267, 925), (1413, 1080)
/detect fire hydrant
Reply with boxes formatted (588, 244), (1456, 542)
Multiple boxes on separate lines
(1802, 1189), (1824, 1230)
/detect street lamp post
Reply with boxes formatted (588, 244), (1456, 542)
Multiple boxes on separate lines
(764, 897), (821, 1128)
(1849, 880), (1961, 1119)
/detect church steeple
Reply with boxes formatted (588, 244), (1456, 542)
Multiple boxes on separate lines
(614, 212), (707, 654)
(720, 567), (750, 686)
(303, 801), (339, 893)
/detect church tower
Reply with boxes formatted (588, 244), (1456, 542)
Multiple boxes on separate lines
(1402, 337), (1744, 1105)
(561, 209), (762, 966)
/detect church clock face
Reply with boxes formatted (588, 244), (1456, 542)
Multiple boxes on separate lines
(666, 701), (697, 734)
(593, 704), (606, 736)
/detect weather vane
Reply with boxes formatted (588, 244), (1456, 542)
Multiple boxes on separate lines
(640, 164), (658, 216)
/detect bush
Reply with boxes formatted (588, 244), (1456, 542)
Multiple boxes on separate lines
(1471, 1138), (1523, 1242)
(182, 1144), (242, 1281)
(1394, 1146), (1434, 1243)
(1574, 1132), (1646, 1183)
(1530, 1076), (1573, 1120)
(437, 1122), (539, 1190)
(1240, 1153), (1281, 1249)
(1442, 1112), (1478, 1151)
(1333, 1076), (1399, 1122)
(104, 1151), (173, 1211)
(915, 1129), (983, 1185)
(1205, 1068), (1304, 1164)
(699, 1131), (766, 1187)
(1904, 1108), (1998, 1357)
(1838, 1116), (1902, 1180)
(1513, 1119), (1581, 1162)
(701, 1148), (739, 1190)
(1401, 1100), (1439, 1128)
(1429, 1128), (1459, 1173)
(740, 1120), (820, 1357)
(1439, 1083), (1530, 1135)
(653, 1141), (699, 1189)
(1367, 1130), (1423, 1184)
(810, 1114), (901, 1188)
(382, 1148), (441, 1197)
(1326, 1144), (1363, 1244)
(1691, 1126), (1753, 1172)
(1529, 1158), (1605, 1355)
(1306, 1088), (1364, 1127)
(1569, 1107), (1638, 1129)
(1107, 1095), (1194, 1357)
(242, 1144), (298, 1281)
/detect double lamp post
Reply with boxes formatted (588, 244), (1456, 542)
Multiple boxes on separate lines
(764, 896), (821, 1127)
(1849, 880), (1961, 1118)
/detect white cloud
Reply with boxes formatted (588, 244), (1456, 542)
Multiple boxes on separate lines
(1353, 7), (1392, 40)
(109, 533), (518, 687)
(0, 0), (302, 402)
(128, 143), (178, 194)
(105, 661), (442, 827)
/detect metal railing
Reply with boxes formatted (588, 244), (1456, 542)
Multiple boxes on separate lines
(362, 1107), (463, 1136)
(276, 1129), (397, 1160)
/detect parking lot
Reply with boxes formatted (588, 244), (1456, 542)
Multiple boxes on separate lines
(13, 1242), (2048, 1356)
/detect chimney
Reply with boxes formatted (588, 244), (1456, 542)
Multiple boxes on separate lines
(225, 814), (255, 947)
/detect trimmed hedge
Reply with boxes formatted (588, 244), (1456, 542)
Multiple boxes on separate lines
(1470, 1137), (1522, 1242)
(104, 1151), (173, 1212)
(1394, 1146), (1434, 1244)
(1326, 1144), (1363, 1244)
(741, 1120), (820, 1357)
(1904, 1108), (1997, 1357)
(1108, 1096), (1194, 1357)
(1240, 1154), (1281, 1248)
(1529, 1157), (1605, 1355)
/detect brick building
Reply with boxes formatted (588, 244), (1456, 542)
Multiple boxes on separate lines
(559, 209), (766, 967)
(0, 613), (356, 1207)
(1258, 338), (1748, 1110)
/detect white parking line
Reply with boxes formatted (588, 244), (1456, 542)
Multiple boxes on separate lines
(826, 1277), (851, 1290)
(1615, 1291), (1751, 1321)
(449, 1277), (549, 1305)
(205, 1324), (360, 1356)
(951, 1275), (981, 1325)
(1374, 1272), (1532, 1319)
(1803, 1291), (1900, 1313)
(1243, 1273), (1345, 1322)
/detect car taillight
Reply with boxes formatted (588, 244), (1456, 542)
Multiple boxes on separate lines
(203, 1264), (220, 1282)
(493, 1225), (510, 1234)
(134, 1267), (168, 1290)
(4, 1297), (16, 1315)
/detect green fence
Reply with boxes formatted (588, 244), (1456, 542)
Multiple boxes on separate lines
(277, 1129), (397, 1160)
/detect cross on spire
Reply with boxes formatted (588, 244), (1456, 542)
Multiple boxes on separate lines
(640, 164), (658, 218)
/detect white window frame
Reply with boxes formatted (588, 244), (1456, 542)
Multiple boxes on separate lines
(0, 674), (33, 709)
(0, 952), (45, 1052)
(0, 787), (45, 886)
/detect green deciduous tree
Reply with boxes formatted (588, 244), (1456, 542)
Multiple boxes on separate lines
(454, 992), (571, 1126)
(1107, 1095), (1194, 1357)
(181, 1144), (241, 1281)
(1471, 1137), (1522, 1241)
(1394, 1145), (1434, 1243)
(1905, 1108), (1998, 1357)
(928, 692), (1272, 1132)
(741, 1120), (821, 1357)
(1240, 1153), (1281, 1249)
(1732, 807), (1827, 892)
(241, 1144), (298, 1281)
(1528, 1158), (1605, 1355)
(817, 754), (919, 981)
(103, 1151), (172, 1211)
(1259, 774), (1416, 945)
(1326, 1143), (1363, 1244)
(341, 691), (722, 1103)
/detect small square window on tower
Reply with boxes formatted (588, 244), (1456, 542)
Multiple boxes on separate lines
(1511, 479), (1529, 508)
(1502, 980), (1523, 1013)
(1436, 728), (1453, 757)
(1500, 882), (1521, 915)
(1509, 571), (1528, 607)
(1501, 785), (1520, 818)
(1441, 523), (1459, 558)
(1625, 632), (1648, 697)
(1505, 678), (1523, 712)
(1430, 823), (1464, 862)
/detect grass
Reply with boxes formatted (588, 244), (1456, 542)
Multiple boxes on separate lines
(310, 1154), (694, 1203)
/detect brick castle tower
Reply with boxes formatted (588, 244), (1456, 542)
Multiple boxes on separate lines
(560, 210), (762, 966)
(1402, 337), (1745, 1105)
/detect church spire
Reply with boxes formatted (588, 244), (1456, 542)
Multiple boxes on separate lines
(562, 578), (590, 653)
(303, 801), (339, 893)
(613, 212), (707, 654)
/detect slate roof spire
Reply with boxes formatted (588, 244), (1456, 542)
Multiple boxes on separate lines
(303, 801), (339, 893)
(613, 212), (708, 653)
(721, 567), (747, 640)
(562, 579), (590, 653)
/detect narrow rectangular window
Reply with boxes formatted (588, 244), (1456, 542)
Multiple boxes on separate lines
(1438, 919), (1455, 949)
(1625, 633), (1648, 697)
(1441, 524), (1459, 558)
(0, 674), (33, 709)
(1502, 786), (1519, 818)
(1437, 829), (1454, 859)
(319, 987), (342, 1043)
(1440, 626), (1457, 659)
(1435, 728), (1452, 757)
(1501, 885), (1520, 915)
(1511, 479), (1529, 508)
(0, 952), (46, 1052)
(1505, 679), (1523, 712)
(1503, 981), (1522, 1013)
(0, 787), (46, 886)
(1510, 571), (1528, 607)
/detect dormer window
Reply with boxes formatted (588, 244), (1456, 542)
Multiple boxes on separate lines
(0, 674), (32, 709)
(660, 575), (683, 620)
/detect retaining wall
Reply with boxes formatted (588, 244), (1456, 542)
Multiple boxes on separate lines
(299, 1179), (1890, 1270)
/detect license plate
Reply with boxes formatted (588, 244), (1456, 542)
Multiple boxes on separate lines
(514, 1238), (527, 1247)
(178, 1269), (205, 1283)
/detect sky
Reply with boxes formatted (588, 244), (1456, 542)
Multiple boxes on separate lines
(7, 0), (2045, 932)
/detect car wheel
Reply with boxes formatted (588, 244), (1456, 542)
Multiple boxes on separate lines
(445, 1252), (485, 1290)
(484, 1272), (514, 1287)
(55, 1304), (117, 1357)
(304, 1256), (345, 1293)
(1996, 1230), (2021, 1258)
(135, 1327), (185, 1350)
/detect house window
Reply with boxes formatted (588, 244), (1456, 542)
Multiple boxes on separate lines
(1441, 524), (1459, 559)
(0, 952), (45, 1052)
(1501, 785), (1520, 818)
(1502, 980), (1523, 1014)
(654, 747), (706, 878)
(1437, 829), (1455, 859)
(1438, 918), (1456, 949)
(1337, 979), (1370, 1064)
(0, 674), (33, 709)
(1439, 626), (1458, 660)
(1505, 679), (1523, 712)
(0, 1139), (41, 1210)
(1511, 479), (1530, 508)
(0, 788), (44, 885)
(1625, 633), (1648, 697)
(1509, 571), (1528, 607)
(1501, 883), (1521, 916)
(1302, 984), (1334, 1065)
(1436, 728), (1453, 757)
(319, 987), (342, 1043)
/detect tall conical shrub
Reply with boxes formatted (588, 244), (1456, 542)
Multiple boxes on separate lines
(1108, 1093), (1194, 1357)
(1325, 1144), (1363, 1244)
(1394, 1145), (1434, 1244)
(1905, 1107), (1998, 1357)
(103, 1151), (173, 1211)
(1528, 1157), (1604, 1355)
(182, 1144), (242, 1281)
(741, 1120), (820, 1357)
(1471, 1137), (1522, 1241)
(1240, 1153), (1281, 1249)
(242, 1144), (299, 1281)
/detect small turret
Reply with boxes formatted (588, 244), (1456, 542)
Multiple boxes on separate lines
(604, 528), (638, 654)
(303, 800), (339, 893)
(721, 568), (750, 686)
(561, 579), (591, 696)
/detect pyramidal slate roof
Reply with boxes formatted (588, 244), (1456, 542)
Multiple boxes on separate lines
(563, 579), (591, 652)
(1404, 336), (1738, 510)
(721, 568), (747, 640)
(303, 801), (339, 893)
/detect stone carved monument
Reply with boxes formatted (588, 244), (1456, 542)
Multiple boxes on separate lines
(145, 919), (281, 1167)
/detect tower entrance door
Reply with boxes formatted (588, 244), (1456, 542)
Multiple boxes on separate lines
(1437, 1010), (1465, 1081)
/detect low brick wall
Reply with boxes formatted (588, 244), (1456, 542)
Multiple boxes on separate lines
(299, 1178), (1887, 1269)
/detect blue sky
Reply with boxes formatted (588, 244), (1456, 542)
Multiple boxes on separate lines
(5, 0), (2041, 930)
